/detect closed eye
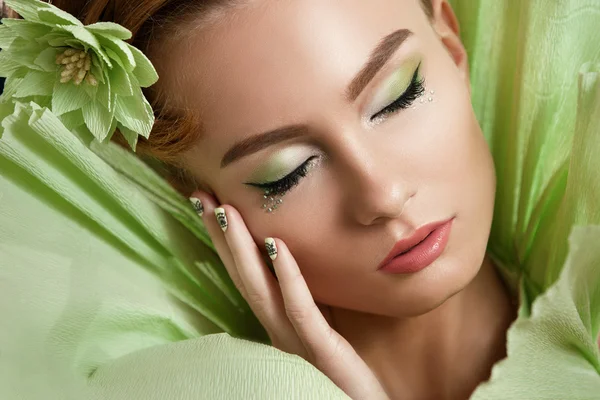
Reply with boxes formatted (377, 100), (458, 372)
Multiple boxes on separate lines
(245, 155), (320, 196)
(370, 63), (425, 122)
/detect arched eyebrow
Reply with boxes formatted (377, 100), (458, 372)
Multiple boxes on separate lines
(221, 124), (307, 168)
(220, 28), (413, 169)
(345, 28), (413, 102)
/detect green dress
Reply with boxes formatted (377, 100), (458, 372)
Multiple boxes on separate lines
(0, 0), (599, 398)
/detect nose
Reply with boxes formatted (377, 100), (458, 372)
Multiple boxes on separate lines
(338, 141), (414, 226)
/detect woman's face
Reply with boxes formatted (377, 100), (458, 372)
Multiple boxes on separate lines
(159, 0), (496, 317)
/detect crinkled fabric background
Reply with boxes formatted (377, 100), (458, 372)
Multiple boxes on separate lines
(0, 1), (599, 399)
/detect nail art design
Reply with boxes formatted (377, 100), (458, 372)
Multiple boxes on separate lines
(214, 208), (228, 232)
(189, 197), (204, 216)
(265, 238), (278, 260)
(262, 188), (285, 214)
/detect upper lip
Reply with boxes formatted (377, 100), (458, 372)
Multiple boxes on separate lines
(377, 217), (453, 269)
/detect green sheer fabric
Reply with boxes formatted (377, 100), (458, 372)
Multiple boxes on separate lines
(450, 0), (600, 397)
(0, 0), (599, 398)
(452, 0), (600, 310)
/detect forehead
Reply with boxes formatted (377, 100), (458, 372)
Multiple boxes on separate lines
(159, 0), (428, 155)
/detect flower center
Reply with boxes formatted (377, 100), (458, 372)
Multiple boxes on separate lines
(55, 48), (98, 86)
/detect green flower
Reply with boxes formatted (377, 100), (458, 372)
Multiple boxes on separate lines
(0, 0), (159, 150)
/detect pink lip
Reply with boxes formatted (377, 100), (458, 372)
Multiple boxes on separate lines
(377, 217), (455, 274)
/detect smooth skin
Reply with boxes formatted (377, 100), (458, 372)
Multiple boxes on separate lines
(153, 0), (518, 398)
(198, 199), (388, 399)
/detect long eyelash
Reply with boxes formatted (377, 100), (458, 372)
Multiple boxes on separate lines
(248, 156), (319, 196)
(244, 68), (424, 196)
(370, 64), (425, 122)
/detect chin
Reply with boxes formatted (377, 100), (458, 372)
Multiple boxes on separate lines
(377, 246), (488, 318)
(389, 210), (495, 317)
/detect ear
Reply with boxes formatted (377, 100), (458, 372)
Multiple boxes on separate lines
(430, 0), (470, 89)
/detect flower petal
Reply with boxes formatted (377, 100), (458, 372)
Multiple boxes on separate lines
(104, 48), (133, 97)
(64, 39), (85, 49)
(95, 79), (112, 112)
(4, 0), (51, 22)
(55, 25), (101, 49)
(0, 24), (19, 48)
(108, 63), (134, 97)
(0, 53), (23, 77)
(141, 97), (154, 139)
(58, 109), (85, 132)
(14, 70), (54, 98)
(96, 34), (135, 72)
(0, 101), (17, 138)
(90, 55), (106, 84)
(0, 19), (52, 41)
(7, 37), (46, 70)
(128, 44), (159, 87)
(37, 8), (83, 27)
(114, 89), (153, 139)
(57, 25), (100, 51)
(33, 47), (59, 72)
(40, 31), (69, 47)
(11, 66), (29, 80)
(52, 80), (92, 116)
(117, 123), (140, 151)
(1, 77), (23, 99)
(82, 80), (99, 100)
(82, 100), (115, 142)
(58, 25), (112, 68)
(2, 0), (158, 154)
(86, 22), (132, 40)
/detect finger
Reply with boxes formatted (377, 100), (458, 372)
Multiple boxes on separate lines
(216, 206), (306, 356)
(189, 192), (246, 298)
(267, 238), (335, 358)
(271, 242), (387, 399)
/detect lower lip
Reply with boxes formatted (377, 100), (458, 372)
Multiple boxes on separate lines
(379, 218), (454, 274)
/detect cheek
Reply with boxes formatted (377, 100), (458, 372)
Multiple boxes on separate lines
(411, 36), (494, 186)
(242, 179), (340, 270)
(396, 64), (497, 290)
(407, 54), (496, 213)
(416, 89), (496, 263)
(428, 105), (495, 201)
(242, 180), (350, 302)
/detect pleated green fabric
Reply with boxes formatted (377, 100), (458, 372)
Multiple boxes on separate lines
(0, 0), (599, 398)
(450, 1), (600, 397)
(452, 0), (600, 308)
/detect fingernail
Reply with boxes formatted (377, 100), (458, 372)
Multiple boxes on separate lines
(265, 238), (278, 260)
(214, 207), (228, 232)
(189, 197), (204, 216)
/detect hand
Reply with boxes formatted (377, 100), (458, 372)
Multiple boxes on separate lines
(190, 192), (390, 400)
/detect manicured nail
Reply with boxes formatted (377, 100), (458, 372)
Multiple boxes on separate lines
(265, 238), (278, 260)
(214, 207), (228, 232)
(189, 197), (204, 216)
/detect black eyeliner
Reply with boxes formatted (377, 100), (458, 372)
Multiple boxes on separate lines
(370, 63), (425, 122)
(247, 155), (319, 195)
